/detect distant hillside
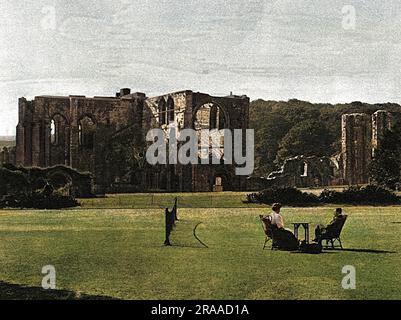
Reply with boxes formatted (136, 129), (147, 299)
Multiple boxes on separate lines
(249, 99), (401, 176)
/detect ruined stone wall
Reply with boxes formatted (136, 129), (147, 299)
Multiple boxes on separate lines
(143, 91), (249, 192)
(251, 155), (339, 189)
(15, 91), (146, 190)
(253, 109), (393, 189)
(15, 89), (250, 192)
(190, 92), (249, 191)
(145, 91), (189, 131)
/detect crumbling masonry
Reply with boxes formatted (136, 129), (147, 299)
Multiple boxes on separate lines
(15, 89), (250, 192)
(341, 110), (393, 185)
(249, 109), (393, 189)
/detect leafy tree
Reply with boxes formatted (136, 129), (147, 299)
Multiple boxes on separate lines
(277, 120), (334, 161)
(249, 98), (401, 177)
(370, 125), (401, 189)
(253, 114), (291, 174)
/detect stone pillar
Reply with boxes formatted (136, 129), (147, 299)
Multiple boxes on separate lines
(15, 124), (25, 166)
(44, 122), (51, 167)
(69, 126), (79, 168)
(23, 124), (32, 166)
(184, 91), (193, 129)
(64, 125), (71, 166)
(69, 98), (79, 169)
(31, 122), (41, 167)
(372, 110), (392, 157)
(16, 98), (28, 166)
(341, 113), (372, 185)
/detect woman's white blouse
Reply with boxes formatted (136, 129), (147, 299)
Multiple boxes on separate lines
(270, 211), (284, 229)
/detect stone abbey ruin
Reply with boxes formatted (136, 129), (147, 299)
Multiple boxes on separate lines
(0, 88), (395, 193)
(12, 89), (249, 193)
(254, 109), (393, 188)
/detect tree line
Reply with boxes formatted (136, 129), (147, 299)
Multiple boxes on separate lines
(249, 99), (401, 188)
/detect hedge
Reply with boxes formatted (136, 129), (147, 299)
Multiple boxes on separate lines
(246, 187), (319, 206)
(246, 185), (401, 206)
(0, 192), (79, 209)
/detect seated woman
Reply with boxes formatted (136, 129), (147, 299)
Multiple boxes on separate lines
(268, 203), (299, 251)
(313, 208), (345, 243)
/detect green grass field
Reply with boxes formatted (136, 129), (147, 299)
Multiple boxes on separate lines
(79, 192), (259, 209)
(0, 193), (400, 300)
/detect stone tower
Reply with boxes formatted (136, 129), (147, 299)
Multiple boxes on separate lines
(341, 113), (372, 185)
(371, 110), (393, 157)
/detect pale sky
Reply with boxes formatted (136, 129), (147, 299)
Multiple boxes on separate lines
(1, 0), (401, 135)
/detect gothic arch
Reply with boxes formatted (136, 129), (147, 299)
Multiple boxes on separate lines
(192, 102), (230, 130)
(78, 115), (96, 149)
(158, 97), (167, 125)
(166, 96), (175, 123)
(50, 113), (68, 146)
(193, 102), (230, 163)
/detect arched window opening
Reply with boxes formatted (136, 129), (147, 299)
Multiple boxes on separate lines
(158, 98), (167, 125)
(50, 119), (57, 144)
(50, 114), (67, 146)
(78, 116), (96, 149)
(194, 103), (228, 161)
(167, 96), (174, 123)
(195, 103), (227, 131)
(194, 103), (212, 131)
(301, 162), (308, 177)
(210, 105), (224, 129)
(78, 124), (83, 146)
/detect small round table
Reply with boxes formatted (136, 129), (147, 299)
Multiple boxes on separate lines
(292, 222), (310, 244)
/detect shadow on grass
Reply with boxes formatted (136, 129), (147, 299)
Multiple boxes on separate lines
(327, 248), (396, 254)
(161, 244), (208, 249)
(290, 248), (395, 255)
(291, 251), (338, 255)
(0, 281), (117, 300)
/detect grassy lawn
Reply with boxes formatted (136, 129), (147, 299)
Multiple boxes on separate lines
(79, 192), (257, 209)
(0, 193), (400, 299)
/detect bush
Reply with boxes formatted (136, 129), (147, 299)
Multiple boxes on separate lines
(319, 185), (400, 205)
(0, 166), (29, 196)
(0, 192), (80, 209)
(246, 185), (401, 206)
(246, 187), (320, 206)
(0, 164), (94, 198)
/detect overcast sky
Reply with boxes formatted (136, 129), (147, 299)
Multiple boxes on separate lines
(1, 0), (401, 135)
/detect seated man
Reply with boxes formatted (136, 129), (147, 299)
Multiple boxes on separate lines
(313, 208), (345, 243)
(268, 203), (299, 251)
